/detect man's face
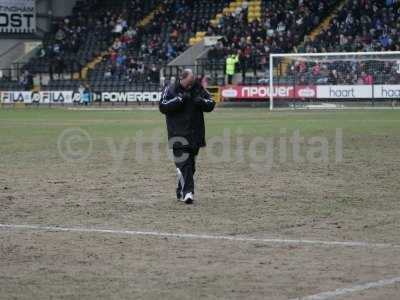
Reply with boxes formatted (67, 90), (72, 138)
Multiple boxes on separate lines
(181, 73), (194, 90)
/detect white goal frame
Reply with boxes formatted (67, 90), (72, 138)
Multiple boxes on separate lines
(269, 51), (400, 110)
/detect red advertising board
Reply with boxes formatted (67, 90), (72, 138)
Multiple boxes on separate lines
(221, 85), (316, 99)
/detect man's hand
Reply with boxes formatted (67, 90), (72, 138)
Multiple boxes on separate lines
(181, 91), (191, 102)
(194, 95), (215, 112)
(194, 96), (204, 106)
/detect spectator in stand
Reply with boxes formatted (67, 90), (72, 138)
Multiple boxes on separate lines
(82, 84), (92, 106)
(361, 72), (374, 85)
(116, 53), (127, 67)
(19, 70), (33, 91)
(21, 0), (400, 90)
(201, 0), (338, 83)
(104, 66), (113, 78)
(148, 64), (160, 83)
(307, 0), (400, 53)
(55, 57), (65, 79)
(78, 83), (85, 100)
(226, 52), (239, 84)
(239, 49), (249, 82)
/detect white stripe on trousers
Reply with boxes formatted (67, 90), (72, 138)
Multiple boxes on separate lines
(176, 168), (185, 198)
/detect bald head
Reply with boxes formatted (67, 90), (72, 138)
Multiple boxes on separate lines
(180, 69), (194, 90)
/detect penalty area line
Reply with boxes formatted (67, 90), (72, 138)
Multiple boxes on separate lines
(0, 223), (399, 249)
(291, 276), (400, 300)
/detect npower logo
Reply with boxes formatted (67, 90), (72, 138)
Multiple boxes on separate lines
(221, 88), (238, 98)
(221, 85), (317, 99)
(298, 87), (316, 98)
(242, 86), (294, 98)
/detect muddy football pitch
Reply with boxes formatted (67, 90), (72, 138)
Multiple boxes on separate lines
(1, 107), (400, 299)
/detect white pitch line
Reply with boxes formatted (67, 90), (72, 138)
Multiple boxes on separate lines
(292, 276), (400, 300)
(0, 224), (399, 249)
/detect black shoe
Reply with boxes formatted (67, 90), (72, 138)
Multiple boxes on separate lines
(184, 198), (193, 204)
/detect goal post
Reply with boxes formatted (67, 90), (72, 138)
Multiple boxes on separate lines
(269, 51), (400, 110)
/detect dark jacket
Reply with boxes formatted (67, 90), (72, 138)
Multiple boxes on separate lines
(159, 81), (215, 149)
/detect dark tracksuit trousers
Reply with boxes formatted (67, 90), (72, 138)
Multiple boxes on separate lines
(173, 147), (199, 199)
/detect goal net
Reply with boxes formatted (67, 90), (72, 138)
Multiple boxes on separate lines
(269, 51), (400, 110)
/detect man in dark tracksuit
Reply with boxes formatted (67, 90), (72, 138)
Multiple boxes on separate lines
(159, 70), (215, 204)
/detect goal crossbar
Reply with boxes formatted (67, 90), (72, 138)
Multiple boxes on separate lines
(270, 51), (400, 58)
